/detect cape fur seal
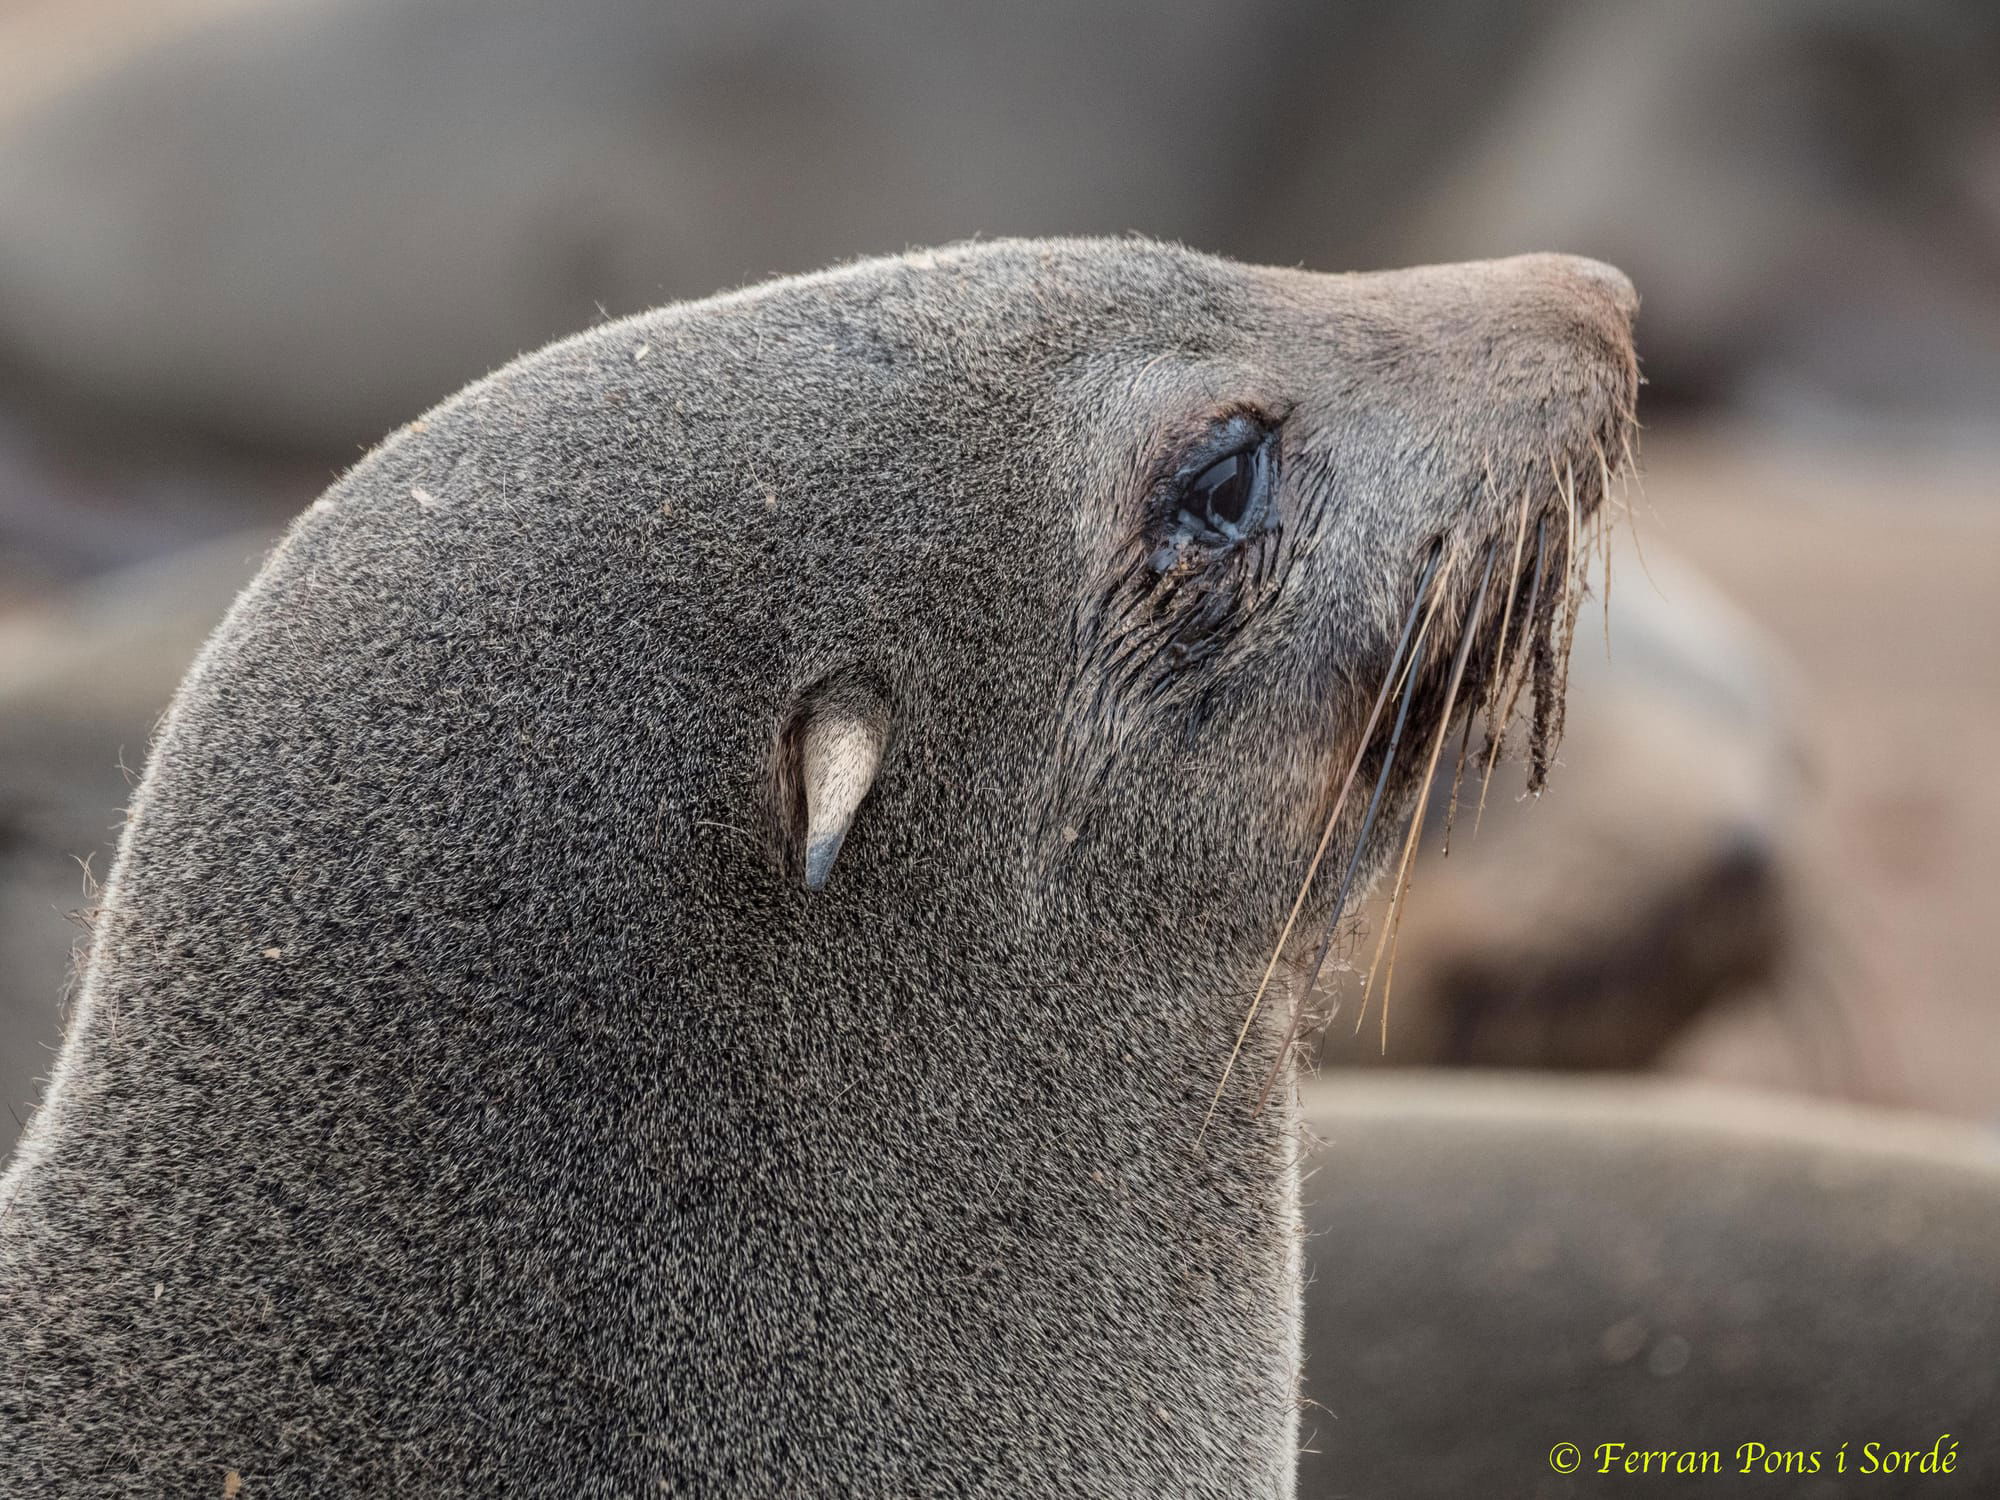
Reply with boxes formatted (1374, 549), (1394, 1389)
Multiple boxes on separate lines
(0, 237), (1636, 1494)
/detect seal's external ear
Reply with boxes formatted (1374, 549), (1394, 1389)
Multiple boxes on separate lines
(799, 708), (884, 890)
(770, 672), (892, 891)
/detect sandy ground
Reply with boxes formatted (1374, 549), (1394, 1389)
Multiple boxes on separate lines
(1639, 427), (2000, 1123)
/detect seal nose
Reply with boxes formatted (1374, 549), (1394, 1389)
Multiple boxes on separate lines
(1512, 252), (1639, 338)
(1466, 251), (1639, 388)
(1541, 253), (1639, 325)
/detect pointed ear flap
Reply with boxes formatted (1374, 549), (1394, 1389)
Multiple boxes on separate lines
(799, 707), (885, 890)
(771, 672), (892, 891)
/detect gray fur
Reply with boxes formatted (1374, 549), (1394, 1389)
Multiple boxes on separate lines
(0, 238), (1635, 1495)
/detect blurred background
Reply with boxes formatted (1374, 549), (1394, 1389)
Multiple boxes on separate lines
(2, 0), (1997, 1155)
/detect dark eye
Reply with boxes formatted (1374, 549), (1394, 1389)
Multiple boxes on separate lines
(1176, 431), (1276, 542)
(1188, 453), (1253, 527)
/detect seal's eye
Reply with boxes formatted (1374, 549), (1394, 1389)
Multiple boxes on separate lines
(1187, 452), (1255, 528)
(1173, 427), (1277, 544)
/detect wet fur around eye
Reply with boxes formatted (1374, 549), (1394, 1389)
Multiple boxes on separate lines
(1144, 413), (1283, 570)
(1073, 421), (1292, 728)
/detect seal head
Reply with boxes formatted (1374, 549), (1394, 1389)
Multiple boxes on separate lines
(0, 239), (1636, 1495)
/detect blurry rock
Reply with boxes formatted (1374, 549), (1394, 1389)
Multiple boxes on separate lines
(0, 376), (315, 594)
(0, 0), (1351, 453)
(0, 0), (265, 128)
(1412, 0), (2000, 436)
(1297, 1073), (2000, 1496)
(0, 531), (269, 1148)
(1314, 535), (1810, 1076)
(1634, 438), (2000, 1117)
(4, 0), (1993, 465)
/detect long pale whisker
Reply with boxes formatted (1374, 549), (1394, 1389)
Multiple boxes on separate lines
(1196, 547), (1444, 1143)
(1476, 513), (1548, 832)
(1384, 545), (1461, 709)
(1440, 708), (1477, 857)
(1452, 482), (1532, 848)
(1546, 456), (1586, 761)
(1242, 606), (1439, 1114)
(1614, 427), (1663, 597)
(1479, 547), (1526, 737)
(1348, 545), (1496, 1055)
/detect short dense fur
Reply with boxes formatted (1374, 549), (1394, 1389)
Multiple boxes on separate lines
(0, 239), (1636, 1495)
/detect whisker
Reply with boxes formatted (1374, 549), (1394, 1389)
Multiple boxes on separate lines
(1347, 544), (1496, 1057)
(1543, 457), (1586, 766)
(1211, 417), (1635, 1128)
(1600, 437), (1658, 603)
(1480, 484), (1536, 729)
(1613, 427), (1664, 596)
(1527, 497), (1568, 795)
(1455, 482), (1534, 847)
(1196, 547), (1443, 1142)
(1244, 602), (1438, 1113)
(1589, 442), (1616, 658)
(1601, 492), (1615, 656)
(1440, 708), (1477, 857)
(1384, 545), (1461, 708)
(1477, 513), (1548, 831)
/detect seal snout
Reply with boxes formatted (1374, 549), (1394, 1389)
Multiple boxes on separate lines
(1531, 252), (1639, 326)
(1475, 250), (1638, 335)
(1529, 256), (1641, 409)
